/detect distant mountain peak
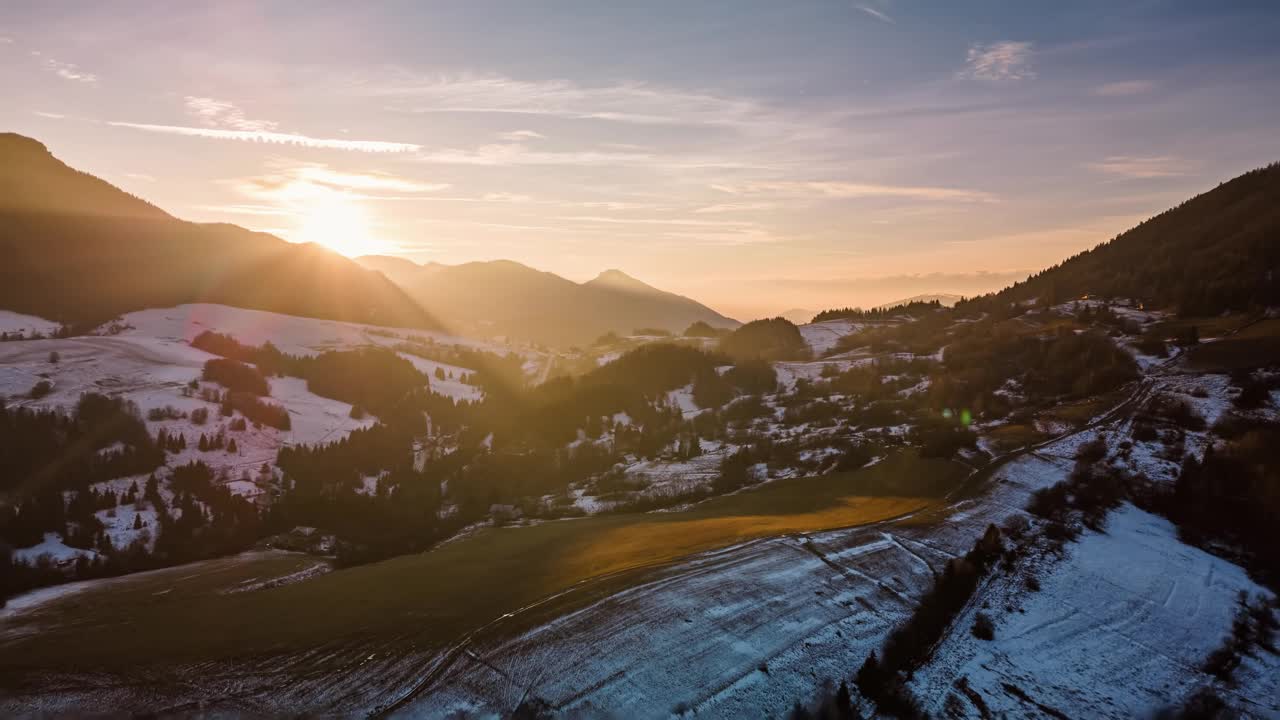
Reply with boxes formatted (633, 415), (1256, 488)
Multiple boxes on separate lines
(586, 268), (656, 293)
(595, 268), (633, 281)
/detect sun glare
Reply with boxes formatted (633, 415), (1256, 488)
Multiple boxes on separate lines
(296, 195), (382, 257)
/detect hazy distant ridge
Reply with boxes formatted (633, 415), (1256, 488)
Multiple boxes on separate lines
(358, 255), (739, 346)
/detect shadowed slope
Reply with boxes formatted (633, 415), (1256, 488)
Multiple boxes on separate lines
(0, 133), (438, 330)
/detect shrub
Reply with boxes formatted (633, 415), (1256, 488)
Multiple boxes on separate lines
(719, 317), (810, 362)
(684, 321), (723, 338)
(1232, 373), (1272, 410)
(190, 407), (209, 425)
(1134, 335), (1168, 358)
(226, 392), (290, 430)
(202, 358), (270, 396)
(29, 380), (52, 399)
(972, 612), (995, 640)
(1149, 396), (1206, 431)
(1132, 421), (1158, 442)
(910, 416), (978, 459)
(147, 406), (185, 421)
(1076, 437), (1108, 464)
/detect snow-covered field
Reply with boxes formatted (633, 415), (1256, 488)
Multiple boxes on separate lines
(396, 528), (938, 718)
(395, 352), (484, 403)
(0, 309), (60, 338)
(105, 303), (501, 358)
(389, 426), (1099, 718)
(799, 320), (865, 355)
(0, 304), (510, 559)
(387, 366), (1274, 718)
(912, 505), (1279, 719)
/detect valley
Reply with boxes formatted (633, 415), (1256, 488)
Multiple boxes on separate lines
(1, 69), (1279, 716)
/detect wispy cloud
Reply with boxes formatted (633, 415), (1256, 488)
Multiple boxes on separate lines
(418, 143), (651, 166)
(417, 142), (754, 169)
(42, 57), (97, 84)
(122, 172), (156, 182)
(184, 96), (278, 132)
(661, 228), (785, 247)
(481, 192), (534, 203)
(694, 202), (777, 214)
(376, 73), (783, 132)
(959, 41), (1035, 81)
(1092, 80), (1154, 97)
(33, 111), (66, 119)
(193, 203), (297, 217)
(559, 215), (756, 228)
(1085, 155), (1187, 179)
(713, 180), (997, 203)
(497, 129), (545, 141)
(855, 4), (895, 24)
(231, 160), (450, 200)
(107, 122), (422, 153)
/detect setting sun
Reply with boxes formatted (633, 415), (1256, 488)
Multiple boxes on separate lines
(295, 195), (381, 257)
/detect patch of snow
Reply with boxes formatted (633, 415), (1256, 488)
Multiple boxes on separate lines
(798, 320), (865, 355)
(0, 310), (60, 338)
(667, 384), (701, 416)
(13, 533), (96, 566)
(103, 303), (499, 357)
(395, 352), (484, 402)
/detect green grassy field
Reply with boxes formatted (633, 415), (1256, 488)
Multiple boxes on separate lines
(0, 451), (964, 674)
(1187, 318), (1280, 371)
(985, 422), (1046, 453)
(1151, 313), (1258, 341)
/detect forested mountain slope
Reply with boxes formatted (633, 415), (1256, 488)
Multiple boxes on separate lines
(0, 134), (437, 330)
(970, 162), (1280, 315)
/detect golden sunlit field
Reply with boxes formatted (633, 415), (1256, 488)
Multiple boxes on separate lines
(0, 451), (963, 674)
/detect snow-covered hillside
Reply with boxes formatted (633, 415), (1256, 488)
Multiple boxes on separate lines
(913, 505), (1280, 718)
(0, 310), (59, 339)
(104, 303), (512, 358)
(0, 304), (522, 564)
(799, 320), (866, 356)
(384, 354), (1279, 719)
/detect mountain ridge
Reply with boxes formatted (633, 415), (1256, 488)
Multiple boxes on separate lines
(968, 162), (1280, 314)
(356, 255), (739, 346)
(0, 133), (438, 331)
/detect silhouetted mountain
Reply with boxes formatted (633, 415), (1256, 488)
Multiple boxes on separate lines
(878, 294), (962, 310)
(969, 163), (1280, 315)
(777, 308), (818, 325)
(358, 256), (738, 346)
(584, 268), (661, 294)
(0, 134), (437, 330)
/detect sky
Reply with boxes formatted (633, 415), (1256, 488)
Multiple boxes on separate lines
(3, 1), (1279, 320)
